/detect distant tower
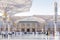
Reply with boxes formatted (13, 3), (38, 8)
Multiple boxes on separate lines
(54, 2), (58, 23)
(54, 1), (58, 36)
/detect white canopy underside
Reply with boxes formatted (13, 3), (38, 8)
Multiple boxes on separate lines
(0, 0), (32, 15)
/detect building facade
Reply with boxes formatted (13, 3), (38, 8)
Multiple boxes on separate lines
(15, 16), (46, 32)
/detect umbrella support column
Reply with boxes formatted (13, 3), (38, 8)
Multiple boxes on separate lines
(2, 12), (11, 39)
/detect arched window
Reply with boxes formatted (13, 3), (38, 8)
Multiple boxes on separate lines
(32, 28), (35, 32)
(27, 28), (30, 32)
(21, 28), (25, 32)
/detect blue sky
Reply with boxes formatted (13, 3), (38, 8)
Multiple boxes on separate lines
(30, 0), (54, 15)
(0, 0), (60, 16)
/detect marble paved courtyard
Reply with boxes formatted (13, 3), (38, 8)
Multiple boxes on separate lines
(0, 34), (60, 40)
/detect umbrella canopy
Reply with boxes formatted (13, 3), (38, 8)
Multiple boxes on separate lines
(0, 0), (32, 15)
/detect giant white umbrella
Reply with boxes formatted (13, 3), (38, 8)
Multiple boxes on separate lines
(0, 0), (32, 15)
(0, 0), (32, 39)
